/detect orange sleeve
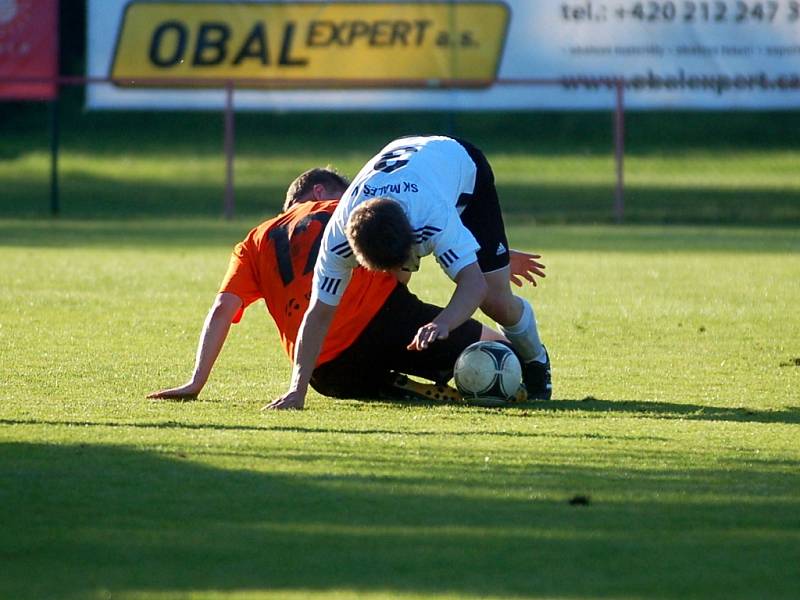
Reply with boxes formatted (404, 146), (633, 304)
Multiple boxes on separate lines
(218, 241), (262, 324)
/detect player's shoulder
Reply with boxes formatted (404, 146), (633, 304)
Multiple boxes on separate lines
(244, 200), (340, 244)
(383, 134), (453, 150)
(387, 135), (464, 157)
(285, 198), (339, 219)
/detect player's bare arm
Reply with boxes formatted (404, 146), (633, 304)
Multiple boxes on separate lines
(408, 261), (487, 351)
(148, 292), (242, 400)
(264, 298), (338, 410)
(509, 250), (546, 287)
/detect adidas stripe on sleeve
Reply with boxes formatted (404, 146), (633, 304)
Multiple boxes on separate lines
(413, 225), (442, 244)
(312, 212), (356, 306)
(427, 211), (481, 281)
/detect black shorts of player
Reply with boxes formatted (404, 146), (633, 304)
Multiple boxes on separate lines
(310, 283), (483, 399)
(452, 137), (511, 274)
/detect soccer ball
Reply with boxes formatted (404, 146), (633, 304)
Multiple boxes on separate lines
(454, 341), (522, 406)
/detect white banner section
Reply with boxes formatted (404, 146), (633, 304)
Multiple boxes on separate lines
(88, 0), (800, 110)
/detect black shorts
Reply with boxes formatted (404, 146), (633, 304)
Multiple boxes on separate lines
(310, 284), (483, 399)
(453, 138), (511, 274)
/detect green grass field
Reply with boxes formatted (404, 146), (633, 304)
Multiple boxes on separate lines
(1, 107), (799, 599)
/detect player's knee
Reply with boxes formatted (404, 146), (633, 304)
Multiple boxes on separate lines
(480, 288), (517, 323)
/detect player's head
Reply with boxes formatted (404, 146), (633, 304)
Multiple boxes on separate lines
(346, 198), (414, 271)
(284, 167), (349, 211)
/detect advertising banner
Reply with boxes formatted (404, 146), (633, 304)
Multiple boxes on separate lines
(87, 0), (800, 110)
(110, 2), (508, 87)
(0, 0), (59, 100)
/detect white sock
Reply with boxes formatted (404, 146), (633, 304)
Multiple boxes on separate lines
(500, 298), (546, 363)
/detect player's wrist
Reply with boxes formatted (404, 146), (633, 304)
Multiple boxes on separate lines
(433, 310), (460, 332)
(189, 373), (208, 388)
(288, 377), (309, 395)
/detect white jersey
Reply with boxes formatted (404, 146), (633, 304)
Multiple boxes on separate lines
(313, 136), (481, 306)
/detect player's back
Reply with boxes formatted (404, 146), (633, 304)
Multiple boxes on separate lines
(343, 135), (476, 217)
(229, 200), (397, 364)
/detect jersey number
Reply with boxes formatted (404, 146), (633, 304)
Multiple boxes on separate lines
(373, 145), (420, 174)
(268, 212), (331, 286)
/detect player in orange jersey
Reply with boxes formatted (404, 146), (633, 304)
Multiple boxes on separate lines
(148, 168), (545, 406)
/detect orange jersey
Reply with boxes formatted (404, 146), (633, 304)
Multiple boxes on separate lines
(218, 200), (397, 365)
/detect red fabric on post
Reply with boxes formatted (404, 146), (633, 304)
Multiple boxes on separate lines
(0, 0), (59, 100)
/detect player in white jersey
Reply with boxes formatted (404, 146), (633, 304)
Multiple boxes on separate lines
(267, 135), (551, 410)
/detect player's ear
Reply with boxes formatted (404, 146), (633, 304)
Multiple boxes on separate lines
(312, 183), (329, 201)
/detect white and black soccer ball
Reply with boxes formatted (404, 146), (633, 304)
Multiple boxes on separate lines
(454, 341), (522, 406)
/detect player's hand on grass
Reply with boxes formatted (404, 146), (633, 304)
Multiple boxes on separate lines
(509, 250), (546, 287)
(263, 390), (305, 411)
(147, 381), (202, 401)
(408, 322), (450, 351)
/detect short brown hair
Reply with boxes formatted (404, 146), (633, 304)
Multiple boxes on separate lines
(346, 198), (414, 271)
(283, 167), (349, 211)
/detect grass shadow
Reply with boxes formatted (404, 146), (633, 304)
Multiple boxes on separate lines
(5, 100), (800, 156)
(511, 397), (800, 425)
(1, 441), (799, 599)
(0, 417), (668, 442)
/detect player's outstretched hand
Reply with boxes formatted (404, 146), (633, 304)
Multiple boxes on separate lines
(408, 322), (450, 351)
(262, 390), (305, 411)
(509, 250), (546, 287)
(147, 381), (202, 401)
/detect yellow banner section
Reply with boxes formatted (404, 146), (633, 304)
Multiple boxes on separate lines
(111, 2), (509, 87)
